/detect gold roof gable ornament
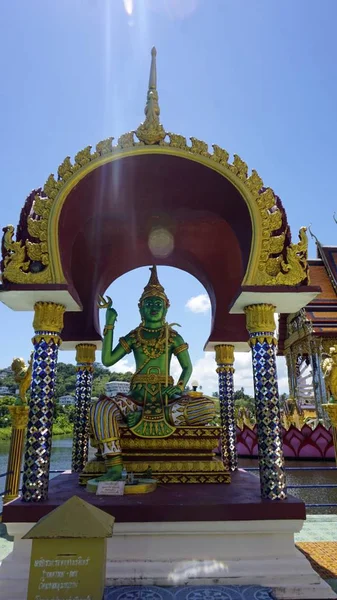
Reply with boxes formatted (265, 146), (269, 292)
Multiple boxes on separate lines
(139, 265), (170, 307)
(1, 48), (309, 290)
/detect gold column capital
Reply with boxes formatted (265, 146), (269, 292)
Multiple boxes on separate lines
(8, 405), (29, 429)
(76, 343), (96, 366)
(244, 304), (276, 345)
(33, 302), (65, 333)
(215, 344), (235, 373)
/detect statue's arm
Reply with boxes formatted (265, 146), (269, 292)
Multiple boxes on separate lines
(101, 306), (133, 367)
(101, 336), (129, 368)
(172, 334), (192, 391)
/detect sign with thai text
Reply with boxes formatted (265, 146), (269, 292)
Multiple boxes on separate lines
(96, 481), (125, 496)
(27, 538), (106, 600)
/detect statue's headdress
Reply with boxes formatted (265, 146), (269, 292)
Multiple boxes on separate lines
(139, 266), (170, 307)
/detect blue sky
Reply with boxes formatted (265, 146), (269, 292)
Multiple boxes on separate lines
(1, 0), (337, 394)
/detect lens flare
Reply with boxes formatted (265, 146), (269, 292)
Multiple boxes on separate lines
(123, 0), (133, 16)
(148, 227), (174, 258)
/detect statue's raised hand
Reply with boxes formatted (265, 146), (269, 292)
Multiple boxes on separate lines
(98, 295), (117, 325)
(106, 306), (118, 325)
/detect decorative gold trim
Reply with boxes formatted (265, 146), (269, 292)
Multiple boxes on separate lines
(103, 324), (115, 336)
(245, 304), (276, 334)
(8, 405), (29, 429)
(215, 344), (234, 366)
(173, 343), (189, 356)
(75, 343), (96, 365)
(131, 373), (173, 386)
(123, 459), (226, 473)
(33, 302), (65, 333)
(32, 334), (61, 346)
(119, 337), (132, 354)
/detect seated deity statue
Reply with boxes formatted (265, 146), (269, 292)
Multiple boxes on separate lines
(89, 266), (216, 481)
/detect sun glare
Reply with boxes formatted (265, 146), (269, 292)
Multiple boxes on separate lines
(123, 0), (133, 16)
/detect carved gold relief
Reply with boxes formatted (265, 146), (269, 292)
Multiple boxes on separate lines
(123, 459), (226, 473)
(33, 302), (65, 334)
(245, 304), (276, 344)
(1, 224), (52, 284)
(75, 343), (96, 365)
(215, 344), (235, 366)
(8, 405), (29, 429)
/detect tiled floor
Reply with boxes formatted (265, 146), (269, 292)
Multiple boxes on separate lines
(295, 515), (337, 542)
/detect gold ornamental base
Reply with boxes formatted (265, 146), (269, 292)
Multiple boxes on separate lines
(123, 458), (229, 484)
(81, 426), (230, 485)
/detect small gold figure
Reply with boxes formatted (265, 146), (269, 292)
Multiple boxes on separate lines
(322, 346), (337, 404)
(11, 356), (32, 405)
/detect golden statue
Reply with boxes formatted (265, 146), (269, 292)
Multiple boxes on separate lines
(11, 356), (32, 405)
(322, 346), (337, 404)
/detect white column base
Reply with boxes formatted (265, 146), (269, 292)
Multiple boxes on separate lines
(0, 520), (335, 600)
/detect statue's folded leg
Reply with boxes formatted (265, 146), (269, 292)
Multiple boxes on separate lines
(89, 394), (138, 475)
(168, 396), (216, 426)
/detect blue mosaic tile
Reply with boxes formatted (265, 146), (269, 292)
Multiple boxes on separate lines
(104, 586), (275, 600)
(250, 339), (286, 500)
(21, 336), (60, 502)
(72, 366), (93, 472)
(217, 367), (237, 471)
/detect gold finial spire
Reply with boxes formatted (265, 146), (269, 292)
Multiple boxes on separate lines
(149, 46), (157, 92)
(135, 47), (166, 145)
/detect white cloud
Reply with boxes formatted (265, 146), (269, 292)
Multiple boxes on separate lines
(109, 350), (289, 399)
(109, 357), (135, 373)
(184, 352), (289, 397)
(185, 294), (211, 314)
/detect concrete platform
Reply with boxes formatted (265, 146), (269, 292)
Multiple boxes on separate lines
(0, 470), (335, 600)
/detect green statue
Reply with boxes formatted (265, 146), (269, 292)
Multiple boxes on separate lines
(90, 266), (215, 481)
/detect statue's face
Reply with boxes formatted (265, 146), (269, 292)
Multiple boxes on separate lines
(141, 296), (166, 325)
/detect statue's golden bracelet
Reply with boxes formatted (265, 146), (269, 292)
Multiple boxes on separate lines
(103, 324), (115, 336)
(173, 343), (189, 356)
(119, 337), (132, 353)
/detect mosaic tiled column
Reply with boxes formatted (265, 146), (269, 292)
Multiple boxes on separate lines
(245, 304), (287, 500)
(71, 344), (96, 473)
(21, 302), (65, 502)
(3, 405), (29, 504)
(215, 344), (237, 471)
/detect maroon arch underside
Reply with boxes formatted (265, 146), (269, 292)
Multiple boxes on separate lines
(59, 154), (252, 344)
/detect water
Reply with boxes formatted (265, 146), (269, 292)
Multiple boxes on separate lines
(0, 438), (335, 514)
(0, 436), (73, 511)
(239, 457), (337, 514)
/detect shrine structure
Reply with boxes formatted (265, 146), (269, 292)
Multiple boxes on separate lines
(0, 49), (335, 599)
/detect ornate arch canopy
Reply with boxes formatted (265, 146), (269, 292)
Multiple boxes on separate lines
(0, 48), (319, 350)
